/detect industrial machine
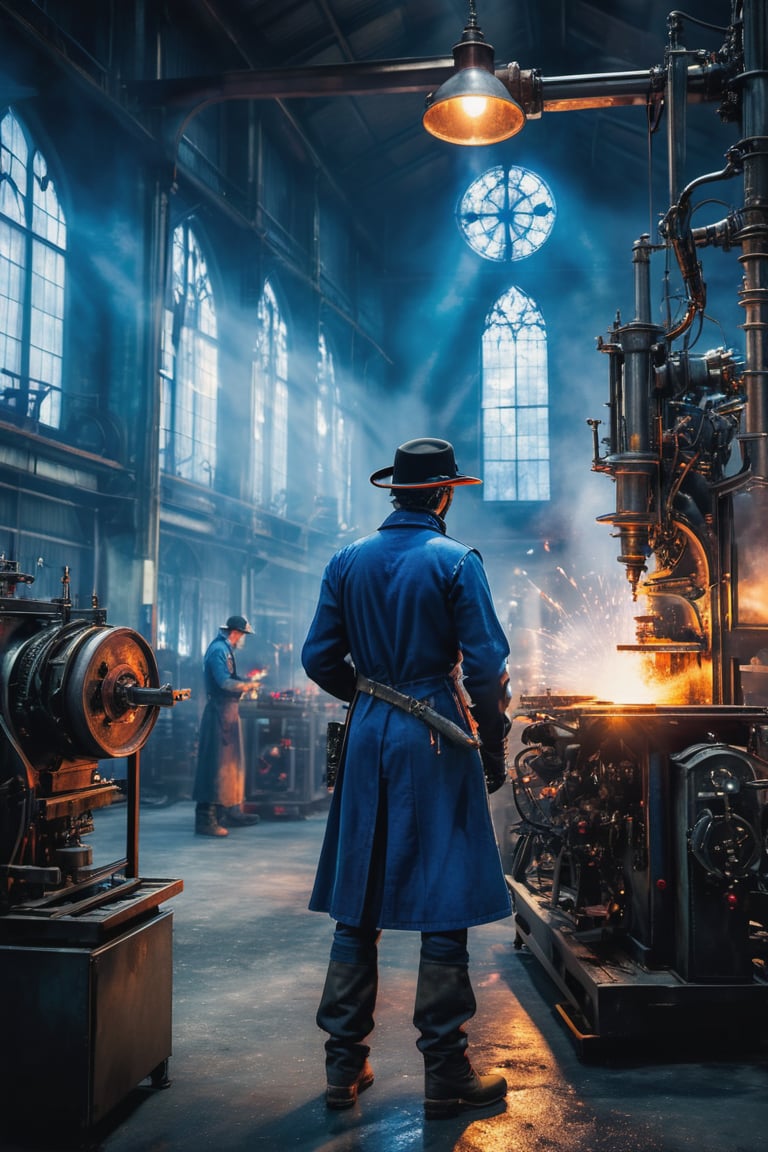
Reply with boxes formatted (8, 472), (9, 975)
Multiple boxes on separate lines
(509, 0), (768, 1048)
(240, 692), (340, 818)
(510, 699), (768, 1045)
(0, 560), (189, 1131)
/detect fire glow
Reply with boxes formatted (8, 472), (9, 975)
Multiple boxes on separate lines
(525, 567), (708, 705)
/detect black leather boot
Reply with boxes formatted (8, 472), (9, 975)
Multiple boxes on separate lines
(195, 803), (228, 837)
(316, 959), (377, 1108)
(414, 959), (507, 1119)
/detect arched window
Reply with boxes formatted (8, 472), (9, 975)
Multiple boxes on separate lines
(160, 221), (218, 484)
(482, 287), (549, 501)
(315, 329), (351, 529)
(0, 107), (67, 427)
(252, 278), (288, 514)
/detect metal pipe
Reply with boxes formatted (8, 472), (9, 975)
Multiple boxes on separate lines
(130, 57), (457, 105)
(596, 237), (664, 598)
(666, 50), (690, 205)
(737, 0), (768, 481)
(135, 174), (169, 644)
(127, 750), (139, 878)
(625, 236), (656, 449)
(129, 59), (723, 114)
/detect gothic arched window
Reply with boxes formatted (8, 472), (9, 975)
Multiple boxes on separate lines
(160, 221), (219, 484)
(252, 278), (288, 514)
(0, 107), (67, 427)
(315, 329), (351, 529)
(482, 287), (550, 501)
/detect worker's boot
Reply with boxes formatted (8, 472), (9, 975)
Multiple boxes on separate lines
(194, 803), (228, 837)
(414, 958), (507, 1119)
(316, 959), (377, 1108)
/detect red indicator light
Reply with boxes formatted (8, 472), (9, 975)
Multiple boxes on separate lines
(655, 878), (667, 891)
(726, 891), (739, 910)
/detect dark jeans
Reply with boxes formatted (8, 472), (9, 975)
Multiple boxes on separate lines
(330, 922), (468, 965)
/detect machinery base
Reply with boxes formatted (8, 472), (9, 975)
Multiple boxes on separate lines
(509, 877), (768, 1056)
(0, 909), (174, 1133)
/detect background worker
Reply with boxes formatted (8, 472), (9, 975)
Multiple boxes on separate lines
(193, 613), (260, 837)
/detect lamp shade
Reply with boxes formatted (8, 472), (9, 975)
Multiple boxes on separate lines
(423, 68), (525, 145)
(422, 4), (525, 146)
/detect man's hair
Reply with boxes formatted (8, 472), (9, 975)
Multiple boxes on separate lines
(392, 486), (449, 512)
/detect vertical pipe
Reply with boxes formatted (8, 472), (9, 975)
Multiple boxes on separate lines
(597, 236), (662, 596)
(126, 750), (139, 878)
(721, 0), (768, 701)
(624, 235), (655, 452)
(666, 45), (689, 204)
(92, 507), (99, 601)
(136, 174), (170, 643)
(738, 0), (768, 481)
(633, 232), (653, 325)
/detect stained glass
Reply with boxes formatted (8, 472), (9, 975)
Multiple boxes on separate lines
(457, 165), (556, 262)
(482, 286), (550, 500)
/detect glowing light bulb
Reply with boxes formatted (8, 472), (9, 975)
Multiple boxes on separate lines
(461, 95), (488, 119)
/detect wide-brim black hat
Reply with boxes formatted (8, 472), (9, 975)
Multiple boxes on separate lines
(370, 437), (482, 489)
(222, 614), (253, 633)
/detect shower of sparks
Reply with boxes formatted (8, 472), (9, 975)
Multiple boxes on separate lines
(528, 566), (656, 703)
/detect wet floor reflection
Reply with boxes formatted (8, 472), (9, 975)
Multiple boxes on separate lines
(4, 802), (767, 1152)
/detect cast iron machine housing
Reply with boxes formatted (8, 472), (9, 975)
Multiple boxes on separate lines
(0, 560), (189, 1131)
(509, 1), (768, 1049)
(510, 700), (768, 1044)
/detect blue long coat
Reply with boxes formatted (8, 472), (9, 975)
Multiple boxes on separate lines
(302, 508), (512, 931)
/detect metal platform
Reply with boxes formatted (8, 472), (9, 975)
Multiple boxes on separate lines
(0, 874), (184, 945)
(509, 876), (768, 1052)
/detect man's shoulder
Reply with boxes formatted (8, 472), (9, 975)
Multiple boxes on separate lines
(427, 530), (476, 558)
(328, 530), (378, 564)
(204, 633), (229, 658)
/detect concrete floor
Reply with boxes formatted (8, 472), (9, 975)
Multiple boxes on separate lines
(6, 798), (768, 1152)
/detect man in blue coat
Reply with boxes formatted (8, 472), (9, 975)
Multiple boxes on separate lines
(193, 614), (260, 836)
(302, 437), (512, 1119)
